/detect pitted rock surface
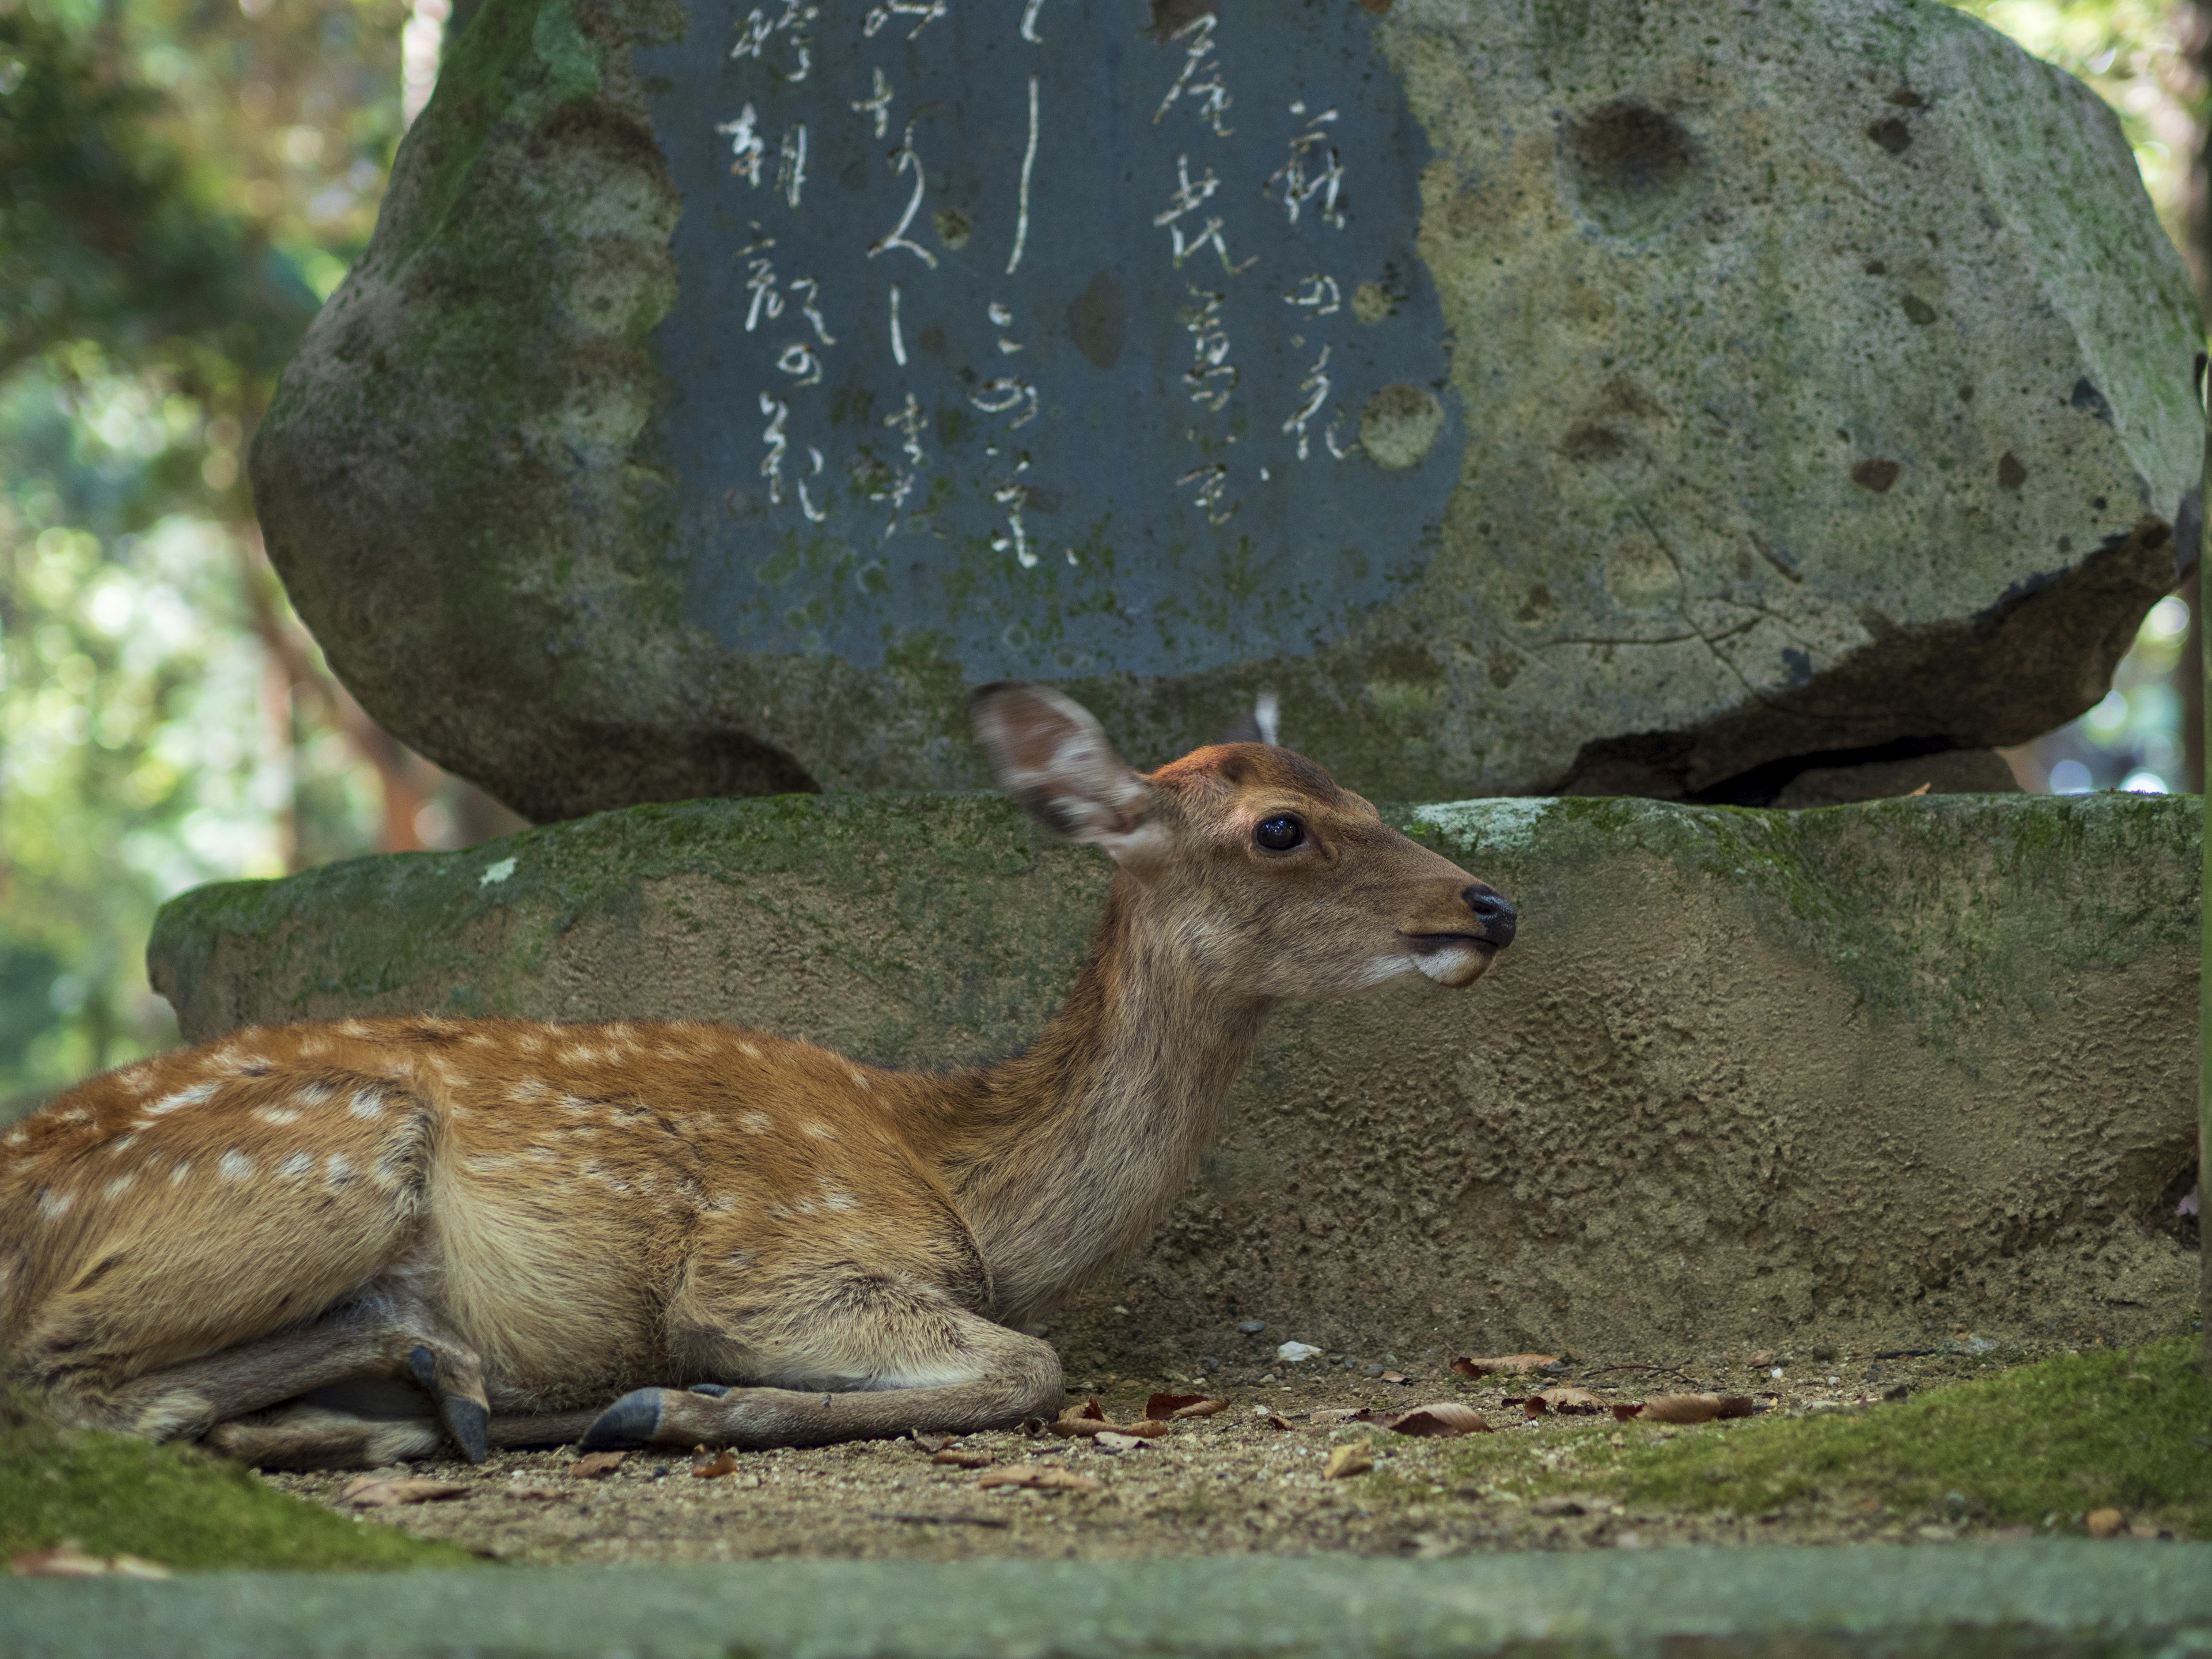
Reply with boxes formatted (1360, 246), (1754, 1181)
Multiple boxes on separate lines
(251, 0), (2201, 819)
(149, 791), (2201, 1359)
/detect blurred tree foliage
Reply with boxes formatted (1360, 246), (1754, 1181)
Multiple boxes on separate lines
(0, 0), (2200, 1111)
(0, 0), (517, 1108)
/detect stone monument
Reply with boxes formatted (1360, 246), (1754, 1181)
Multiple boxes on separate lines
(252, 0), (2200, 820)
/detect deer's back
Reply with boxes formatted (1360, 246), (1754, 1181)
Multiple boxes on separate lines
(1, 1017), (980, 1403)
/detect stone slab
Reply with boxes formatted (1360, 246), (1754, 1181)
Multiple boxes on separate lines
(5, 1544), (2211, 1658)
(147, 791), (2201, 1362)
(249, 0), (2202, 820)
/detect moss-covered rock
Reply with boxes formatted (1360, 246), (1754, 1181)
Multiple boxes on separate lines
(249, 0), (2200, 820)
(0, 1393), (469, 1571)
(147, 791), (2199, 1361)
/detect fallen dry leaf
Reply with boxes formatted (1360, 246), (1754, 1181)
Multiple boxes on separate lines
(1635, 1393), (1759, 1425)
(1387, 1402), (1492, 1438)
(1323, 1440), (1375, 1478)
(1120, 1418), (1174, 1438)
(691, 1449), (740, 1479)
(1093, 1431), (1149, 1453)
(1265, 1414), (1296, 1431)
(1537, 1387), (1605, 1415)
(1450, 1354), (1558, 1378)
(9, 1548), (171, 1579)
(931, 1447), (994, 1468)
(571, 1451), (627, 1478)
(977, 1463), (1102, 1494)
(910, 1432), (955, 1453)
(1379, 1370), (1409, 1385)
(1905, 781), (1931, 797)
(1747, 1350), (1778, 1368)
(2086, 1508), (2126, 1539)
(1048, 1399), (1120, 1438)
(1145, 1392), (1211, 1419)
(1504, 1395), (1546, 1416)
(342, 1476), (470, 1509)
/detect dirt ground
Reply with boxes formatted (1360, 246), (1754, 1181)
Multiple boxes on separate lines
(263, 1340), (2090, 1564)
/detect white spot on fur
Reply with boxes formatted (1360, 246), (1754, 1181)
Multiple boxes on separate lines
(255, 1107), (301, 1126)
(463, 1154), (513, 1175)
(296, 1082), (334, 1107)
(107, 1135), (136, 1156)
(325, 1154), (354, 1187)
(170, 1161), (191, 1184)
(297, 1036), (331, 1058)
(59, 1107), (90, 1123)
(350, 1089), (386, 1119)
(102, 1173), (135, 1200)
(527, 1146), (559, 1164)
(219, 1150), (255, 1181)
(560, 1046), (602, 1067)
(556, 1094), (592, 1116)
(820, 1185), (858, 1213)
(846, 1067), (871, 1091)
(517, 1031), (546, 1054)
(803, 1122), (836, 1141)
(146, 1082), (219, 1116)
(339, 1020), (372, 1038)
(37, 1188), (73, 1219)
(707, 1192), (737, 1213)
(5, 1127), (26, 1146)
(737, 1040), (762, 1060)
(278, 1152), (314, 1179)
(741, 1112), (772, 1135)
(120, 1068), (158, 1096)
(509, 1078), (548, 1103)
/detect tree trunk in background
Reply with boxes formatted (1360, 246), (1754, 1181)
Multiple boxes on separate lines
(2188, 0), (2212, 1380)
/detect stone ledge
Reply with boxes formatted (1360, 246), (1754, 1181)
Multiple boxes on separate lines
(147, 793), (2200, 1358)
(7, 1544), (2212, 1657)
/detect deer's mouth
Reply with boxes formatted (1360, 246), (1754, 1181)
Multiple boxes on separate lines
(1402, 933), (1498, 986)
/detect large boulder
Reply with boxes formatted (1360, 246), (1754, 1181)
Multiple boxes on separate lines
(251, 0), (2202, 821)
(148, 791), (2200, 1361)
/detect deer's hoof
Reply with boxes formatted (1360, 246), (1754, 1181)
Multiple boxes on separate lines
(581, 1388), (665, 1450)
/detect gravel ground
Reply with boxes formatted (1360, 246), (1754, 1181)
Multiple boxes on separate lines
(263, 1342), (2065, 1563)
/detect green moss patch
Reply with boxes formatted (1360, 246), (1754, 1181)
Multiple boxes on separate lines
(0, 1396), (471, 1572)
(1423, 1338), (2212, 1533)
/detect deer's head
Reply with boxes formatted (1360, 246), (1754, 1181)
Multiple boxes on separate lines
(972, 683), (1514, 998)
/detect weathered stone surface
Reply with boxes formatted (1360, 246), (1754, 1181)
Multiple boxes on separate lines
(14, 1545), (2212, 1658)
(149, 792), (2200, 1361)
(249, 0), (2202, 821)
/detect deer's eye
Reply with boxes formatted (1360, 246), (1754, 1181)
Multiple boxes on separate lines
(1255, 815), (1305, 852)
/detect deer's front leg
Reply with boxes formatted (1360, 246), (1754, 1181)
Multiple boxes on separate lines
(580, 1290), (1063, 1452)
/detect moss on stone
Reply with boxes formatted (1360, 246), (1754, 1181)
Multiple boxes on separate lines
(0, 1395), (469, 1572)
(1411, 1338), (2212, 1536)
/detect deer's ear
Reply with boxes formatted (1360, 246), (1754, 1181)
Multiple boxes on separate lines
(1216, 690), (1280, 747)
(970, 683), (1159, 862)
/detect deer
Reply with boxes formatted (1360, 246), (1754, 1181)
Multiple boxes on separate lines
(0, 684), (1516, 1469)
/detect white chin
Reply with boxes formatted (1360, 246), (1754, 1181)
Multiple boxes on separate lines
(1413, 946), (1486, 987)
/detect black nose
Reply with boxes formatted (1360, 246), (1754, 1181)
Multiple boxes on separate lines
(1463, 883), (1517, 947)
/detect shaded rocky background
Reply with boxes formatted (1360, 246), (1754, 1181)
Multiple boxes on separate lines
(151, 791), (2201, 1361)
(250, 0), (2204, 823)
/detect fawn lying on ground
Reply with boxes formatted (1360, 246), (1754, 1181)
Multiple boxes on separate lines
(0, 685), (1515, 1468)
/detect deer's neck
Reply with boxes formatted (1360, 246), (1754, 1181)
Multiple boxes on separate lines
(930, 881), (1271, 1327)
